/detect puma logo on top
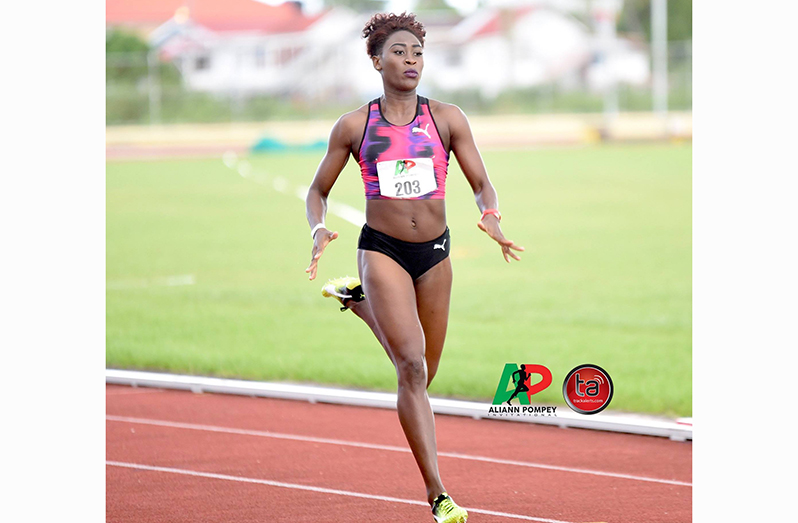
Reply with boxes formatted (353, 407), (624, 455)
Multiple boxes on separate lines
(412, 123), (431, 139)
(434, 239), (447, 251)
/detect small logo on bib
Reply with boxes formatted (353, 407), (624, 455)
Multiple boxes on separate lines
(395, 160), (417, 177)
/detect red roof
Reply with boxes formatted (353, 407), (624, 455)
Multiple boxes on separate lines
(106, 0), (322, 33)
(473, 6), (537, 38)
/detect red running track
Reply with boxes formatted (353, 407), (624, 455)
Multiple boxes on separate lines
(106, 384), (691, 522)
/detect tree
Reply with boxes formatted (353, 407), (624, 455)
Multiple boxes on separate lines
(106, 29), (181, 87)
(106, 29), (151, 54)
(106, 30), (150, 85)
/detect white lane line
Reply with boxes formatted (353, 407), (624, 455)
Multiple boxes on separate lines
(439, 451), (691, 487)
(222, 150), (238, 169)
(295, 184), (366, 227)
(327, 199), (366, 227)
(106, 415), (691, 487)
(272, 176), (289, 193)
(223, 152), (365, 228)
(106, 461), (574, 523)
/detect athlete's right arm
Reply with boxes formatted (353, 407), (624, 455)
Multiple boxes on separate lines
(305, 115), (353, 281)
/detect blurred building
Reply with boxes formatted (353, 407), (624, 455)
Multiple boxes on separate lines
(149, 5), (354, 97)
(431, 1), (649, 97)
(108, 0), (649, 101)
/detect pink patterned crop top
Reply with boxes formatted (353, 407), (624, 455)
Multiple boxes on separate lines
(357, 96), (449, 200)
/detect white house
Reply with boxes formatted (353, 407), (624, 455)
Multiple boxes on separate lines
(140, 0), (648, 103)
(424, 1), (649, 98)
(149, 4), (366, 99)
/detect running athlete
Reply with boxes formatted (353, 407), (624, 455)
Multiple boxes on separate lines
(506, 364), (531, 405)
(304, 12), (524, 523)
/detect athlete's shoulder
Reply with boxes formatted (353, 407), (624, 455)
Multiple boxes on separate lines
(336, 103), (370, 132)
(329, 103), (370, 146)
(426, 98), (468, 123)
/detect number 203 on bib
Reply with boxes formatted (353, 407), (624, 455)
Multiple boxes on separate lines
(376, 158), (437, 199)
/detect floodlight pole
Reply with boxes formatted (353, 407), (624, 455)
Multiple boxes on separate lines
(652, 0), (668, 117)
(592, 0), (622, 126)
(147, 49), (162, 125)
(602, 6), (619, 120)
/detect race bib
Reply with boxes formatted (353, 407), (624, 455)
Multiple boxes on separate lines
(376, 158), (437, 199)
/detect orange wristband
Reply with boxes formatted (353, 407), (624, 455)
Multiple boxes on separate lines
(480, 209), (501, 222)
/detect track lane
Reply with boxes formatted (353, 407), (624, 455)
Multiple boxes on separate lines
(106, 385), (691, 483)
(106, 414), (689, 487)
(106, 384), (691, 522)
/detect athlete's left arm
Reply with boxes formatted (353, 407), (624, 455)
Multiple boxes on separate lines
(446, 104), (524, 262)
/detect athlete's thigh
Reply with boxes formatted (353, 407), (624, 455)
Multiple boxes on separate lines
(414, 257), (453, 383)
(357, 249), (424, 363)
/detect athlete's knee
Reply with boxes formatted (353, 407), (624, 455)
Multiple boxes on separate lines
(394, 353), (428, 388)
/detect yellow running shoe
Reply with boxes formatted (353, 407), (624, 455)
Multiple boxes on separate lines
(321, 276), (365, 312)
(431, 493), (468, 523)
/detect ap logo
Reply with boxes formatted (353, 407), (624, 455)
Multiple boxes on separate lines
(492, 363), (552, 405)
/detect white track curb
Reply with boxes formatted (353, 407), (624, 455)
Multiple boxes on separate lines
(106, 369), (692, 441)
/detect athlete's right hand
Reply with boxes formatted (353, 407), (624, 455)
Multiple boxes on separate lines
(306, 229), (338, 281)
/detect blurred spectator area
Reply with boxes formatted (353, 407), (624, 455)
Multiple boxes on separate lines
(106, 0), (691, 125)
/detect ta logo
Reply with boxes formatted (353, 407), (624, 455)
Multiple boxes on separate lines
(562, 364), (614, 415)
(492, 363), (552, 405)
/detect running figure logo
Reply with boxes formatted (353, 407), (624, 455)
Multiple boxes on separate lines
(505, 365), (531, 405)
(492, 363), (553, 405)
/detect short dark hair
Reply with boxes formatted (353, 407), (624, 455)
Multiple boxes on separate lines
(362, 12), (426, 58)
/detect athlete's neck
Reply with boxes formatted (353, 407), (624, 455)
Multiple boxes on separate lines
(380, 89), (417, 123)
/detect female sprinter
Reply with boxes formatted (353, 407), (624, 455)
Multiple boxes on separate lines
(304, 12), (523, 523)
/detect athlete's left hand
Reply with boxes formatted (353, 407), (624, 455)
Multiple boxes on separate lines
(306, 228), (339, 281)
(478, 215), (524, 263)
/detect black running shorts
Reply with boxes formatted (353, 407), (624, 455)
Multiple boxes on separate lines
(357, 224), (450, 281)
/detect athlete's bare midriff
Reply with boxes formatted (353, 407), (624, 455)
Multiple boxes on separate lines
(365, 199), (446, 242)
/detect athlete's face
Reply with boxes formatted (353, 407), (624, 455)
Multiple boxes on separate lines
(372, 30), (424, 88)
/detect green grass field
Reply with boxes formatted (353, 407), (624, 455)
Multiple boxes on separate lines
(107, 143), (691, 416)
